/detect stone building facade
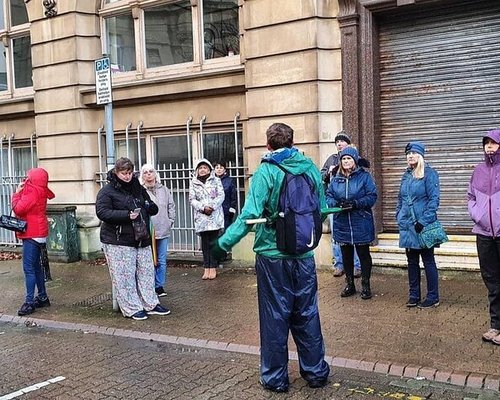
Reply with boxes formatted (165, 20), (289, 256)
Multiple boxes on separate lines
(2, 0), (499, 269)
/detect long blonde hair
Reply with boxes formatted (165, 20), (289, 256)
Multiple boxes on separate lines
(411, 154), (425, 179)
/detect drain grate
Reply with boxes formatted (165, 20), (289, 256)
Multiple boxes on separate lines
(73, 292), (112, 307)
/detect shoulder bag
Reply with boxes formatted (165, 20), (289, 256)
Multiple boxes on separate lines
(0, 212), (27, 232)
(407, 197), (448, 249)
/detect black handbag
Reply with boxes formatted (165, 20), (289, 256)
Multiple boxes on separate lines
(132, 214), (150, 241)
(0, 213), (27, 232)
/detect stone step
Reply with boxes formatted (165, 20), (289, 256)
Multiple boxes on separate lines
(371, 234), (480, 271)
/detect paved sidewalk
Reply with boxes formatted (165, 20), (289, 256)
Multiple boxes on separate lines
(0, 259), (499, 392)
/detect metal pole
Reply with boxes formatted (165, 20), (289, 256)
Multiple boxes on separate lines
(137, 121), (144, 168)
(199, 115), (206, 159)
(125, 122), (132, 158)
(105, 103), (115, 170)
(30, 132), (36, 168)
(233, 112), (241, 211)
(186, 116), (193, 171)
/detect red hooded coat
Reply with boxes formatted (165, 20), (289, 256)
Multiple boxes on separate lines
(11, 168), (55, 239)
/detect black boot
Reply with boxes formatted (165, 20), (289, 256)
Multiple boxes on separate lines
(361, 278), (372, 300)
(341, 276), (356, 297)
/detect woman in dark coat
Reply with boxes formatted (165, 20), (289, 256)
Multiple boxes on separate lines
(214, 161), (237, 231)
(96, 157), (170, 320)
(396, 142), (441, 309)
(326, 147), (378, 299)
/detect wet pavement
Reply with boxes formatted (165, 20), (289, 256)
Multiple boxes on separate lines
(0, 258), (499, 395)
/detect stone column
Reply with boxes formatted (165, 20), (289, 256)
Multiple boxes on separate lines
(26, 0), (103, 259)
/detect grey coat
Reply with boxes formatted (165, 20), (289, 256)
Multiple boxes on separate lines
(144, 182), (176, 239)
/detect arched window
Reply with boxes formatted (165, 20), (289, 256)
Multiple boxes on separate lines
(0, 0), (31, 94)
(100, 0), (240, 78)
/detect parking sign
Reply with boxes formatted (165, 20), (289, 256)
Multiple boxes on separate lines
(95, 57), (112, 105)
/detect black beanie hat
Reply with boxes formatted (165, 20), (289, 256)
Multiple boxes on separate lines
(334, 130), (351, 144)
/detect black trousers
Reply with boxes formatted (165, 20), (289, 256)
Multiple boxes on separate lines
(340, 244), (373, 280)
(476, 234), (500, 330)
(200, 230), (220, 268)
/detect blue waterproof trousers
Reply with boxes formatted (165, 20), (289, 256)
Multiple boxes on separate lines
(255, 254), (330, 389)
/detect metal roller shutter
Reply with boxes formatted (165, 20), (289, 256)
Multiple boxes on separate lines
(378, 0), (500, 233)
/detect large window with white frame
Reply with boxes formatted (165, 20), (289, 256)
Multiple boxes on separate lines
(0, 0), (32, 94)
(100, 0), (240, 78)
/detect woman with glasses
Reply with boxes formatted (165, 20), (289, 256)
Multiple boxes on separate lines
(140, 164), (176, 297)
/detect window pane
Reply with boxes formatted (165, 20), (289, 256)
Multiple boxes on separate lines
(105, 13), (136, 73)
(0, 42), (7, 91)
(13, 36), (32, 88)
(114, 138), (146, 170)
(10, 0), (28, 26)
(105, 0), (121, 3)
(154, 136), (189, 167)
(203, 0), (239, 60)
(145, 1), (193, 68)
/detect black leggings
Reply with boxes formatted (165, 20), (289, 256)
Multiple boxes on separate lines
(200, 230), (220, 268)
(340, 244), (373, 280)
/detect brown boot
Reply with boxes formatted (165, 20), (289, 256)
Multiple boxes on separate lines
(202, 268), (210, 280)
(209, 268), (217, 280)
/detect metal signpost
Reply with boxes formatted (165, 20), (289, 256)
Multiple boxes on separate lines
(95, 56), (115, 170)
(95, 56), (118, 311)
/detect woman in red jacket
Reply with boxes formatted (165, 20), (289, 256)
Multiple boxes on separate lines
(12, 167), (55, 316)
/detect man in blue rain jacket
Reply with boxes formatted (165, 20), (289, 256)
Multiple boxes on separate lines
(212, 123), (330, 393)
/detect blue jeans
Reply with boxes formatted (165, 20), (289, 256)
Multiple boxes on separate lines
(155, 238), (169, 289)
(406, 248), (439, 302)
(22, 239), (47, 304)
(330, 215), (360, 270)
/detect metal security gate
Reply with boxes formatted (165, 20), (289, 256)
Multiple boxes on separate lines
(378, 0), (500, 233)
(96, 114), (246, 255)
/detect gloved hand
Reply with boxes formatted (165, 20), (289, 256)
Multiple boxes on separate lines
(339, 200), (354, 209)
(211, 240), (228, 262)
(414, 222), (424, 234)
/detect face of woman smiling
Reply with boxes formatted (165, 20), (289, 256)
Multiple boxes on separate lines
(197, 164), (211, 177)
(341, 155), (355, 172)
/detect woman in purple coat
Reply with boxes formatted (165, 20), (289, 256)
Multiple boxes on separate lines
(468, 129), (500, 345)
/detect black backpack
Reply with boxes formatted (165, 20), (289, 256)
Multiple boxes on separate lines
(265, 162), (322, 255)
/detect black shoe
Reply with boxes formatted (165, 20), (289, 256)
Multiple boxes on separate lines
(360, 280), (372, 300)
(155, 287), (167, 297)
(418, 299), (439, 309)
(406, 298), (420, 308)
(259, 378), (288, 393)
(341, 277), (356, 297)
(18, 302), (35, 316)
(308, 378), (328, 388)
(34, 296), (51, 308)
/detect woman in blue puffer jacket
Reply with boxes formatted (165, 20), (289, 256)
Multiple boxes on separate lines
(396, 142), (441, 309)
(326, 147), (378, 299)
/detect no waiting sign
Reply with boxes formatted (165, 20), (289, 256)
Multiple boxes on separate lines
(95, 57), (112, 105)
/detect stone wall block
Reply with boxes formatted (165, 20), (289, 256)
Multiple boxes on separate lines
(32, 37), (102, 67)
(33, 61), (96, 90)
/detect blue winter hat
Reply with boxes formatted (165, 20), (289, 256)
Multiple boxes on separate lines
(339, 146), (359, 164)
(405, 142), (425, 157)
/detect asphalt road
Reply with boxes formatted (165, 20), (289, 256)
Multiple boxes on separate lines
(1, 322), (497, 400)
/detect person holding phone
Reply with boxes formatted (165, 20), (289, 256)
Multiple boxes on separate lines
(96, 157), (171, 321)
(12, 168), (55, 316)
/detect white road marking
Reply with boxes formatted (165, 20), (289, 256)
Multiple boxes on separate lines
(0, 376), (66, 399)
